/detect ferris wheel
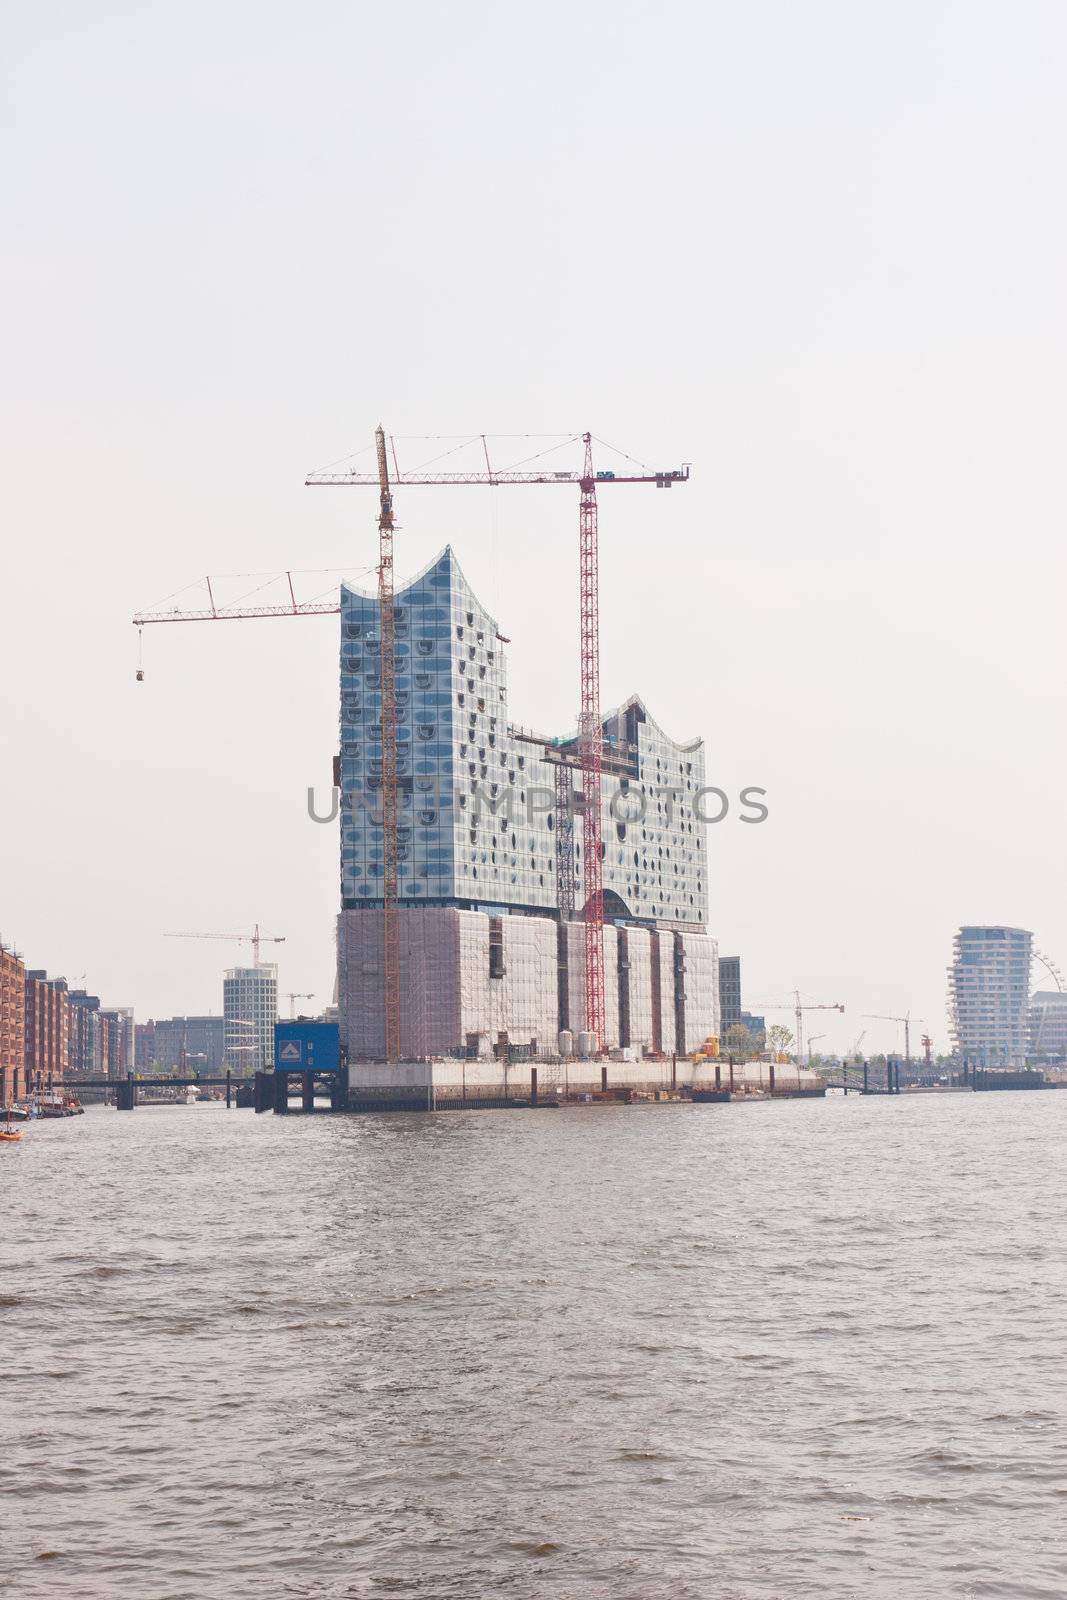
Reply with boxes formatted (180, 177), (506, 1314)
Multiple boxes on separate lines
(1032, 947), (1065, 993)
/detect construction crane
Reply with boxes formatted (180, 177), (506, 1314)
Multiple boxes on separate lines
(750, 991), (846, 1061)
(134, 428), (689, 1062)
(862, 1011), (922, 1064)
(134, 582), (342, 626)
(304, 429), (689, 1059)
(285, 991), (315, 1019)
(848, 1029), (867, 1061)
(373, 426), (401, 1061)
(164, 925), (285, 968)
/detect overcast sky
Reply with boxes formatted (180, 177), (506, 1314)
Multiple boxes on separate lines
(2, 0), (1064, 1057)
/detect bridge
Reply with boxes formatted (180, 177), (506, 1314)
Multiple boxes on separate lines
(67, 1066), (349, 1113)
(67, 1071), (248, 1109)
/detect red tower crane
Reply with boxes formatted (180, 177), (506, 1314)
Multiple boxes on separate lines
(305, 432), (689, 1055)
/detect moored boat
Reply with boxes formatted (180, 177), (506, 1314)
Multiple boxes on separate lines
(35, 1092), (84, 1118)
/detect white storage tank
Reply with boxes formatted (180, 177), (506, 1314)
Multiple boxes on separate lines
(558, 1029), (574, 1057)
(577, 1030), (594, 1059)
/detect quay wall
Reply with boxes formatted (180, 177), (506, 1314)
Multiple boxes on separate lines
(345, 1057), (821, 1111)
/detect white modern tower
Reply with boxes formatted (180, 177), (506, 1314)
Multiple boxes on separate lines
(948, 926), (1032, 1068)
(223, 964), (278, 1072)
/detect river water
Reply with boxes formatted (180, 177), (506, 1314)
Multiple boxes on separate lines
(2, 1092), (1064, 1599)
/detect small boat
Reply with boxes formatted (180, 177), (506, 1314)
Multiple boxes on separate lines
(33, 1092), (84, 1118)
(0, 1127), (23, 1143)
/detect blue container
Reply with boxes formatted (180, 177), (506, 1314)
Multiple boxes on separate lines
(274, 1021), (341, 1074)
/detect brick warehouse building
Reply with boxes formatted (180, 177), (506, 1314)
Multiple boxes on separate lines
(24, 970), (71, 1093)
(1, 940), (26, 1106)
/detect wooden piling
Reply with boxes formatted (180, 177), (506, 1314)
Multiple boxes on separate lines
(530, 1066), (538, 1106)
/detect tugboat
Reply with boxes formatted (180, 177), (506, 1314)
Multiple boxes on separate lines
(35, 1091), (84, 1118)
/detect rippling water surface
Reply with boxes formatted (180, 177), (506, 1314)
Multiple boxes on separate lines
(2, 1093), (1065, 1598)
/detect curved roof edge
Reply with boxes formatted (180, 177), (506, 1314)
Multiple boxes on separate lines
(340, 545), (496, 628)
(604, 692), (704, 754)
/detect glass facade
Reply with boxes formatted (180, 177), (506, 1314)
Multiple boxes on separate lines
(340, 546), (708, 930)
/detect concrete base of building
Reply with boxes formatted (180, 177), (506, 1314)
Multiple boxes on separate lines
(344, 1057), (822, 1113)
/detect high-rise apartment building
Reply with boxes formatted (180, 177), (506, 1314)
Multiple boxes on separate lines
(223, 966), (278, 1072)
(336, 547), (719, 1060)
(948, 925), (1033, 1068)
(718, 957), (742, 1034)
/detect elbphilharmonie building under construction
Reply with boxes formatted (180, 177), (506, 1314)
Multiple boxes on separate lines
(336, 547), (719, 1063)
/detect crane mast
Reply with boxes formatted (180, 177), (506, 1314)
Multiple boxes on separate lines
(375, 425), (401, 1064)
(577, 434), (605, 1048)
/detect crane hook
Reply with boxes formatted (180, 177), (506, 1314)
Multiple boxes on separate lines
(136, 624), (145, 682)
